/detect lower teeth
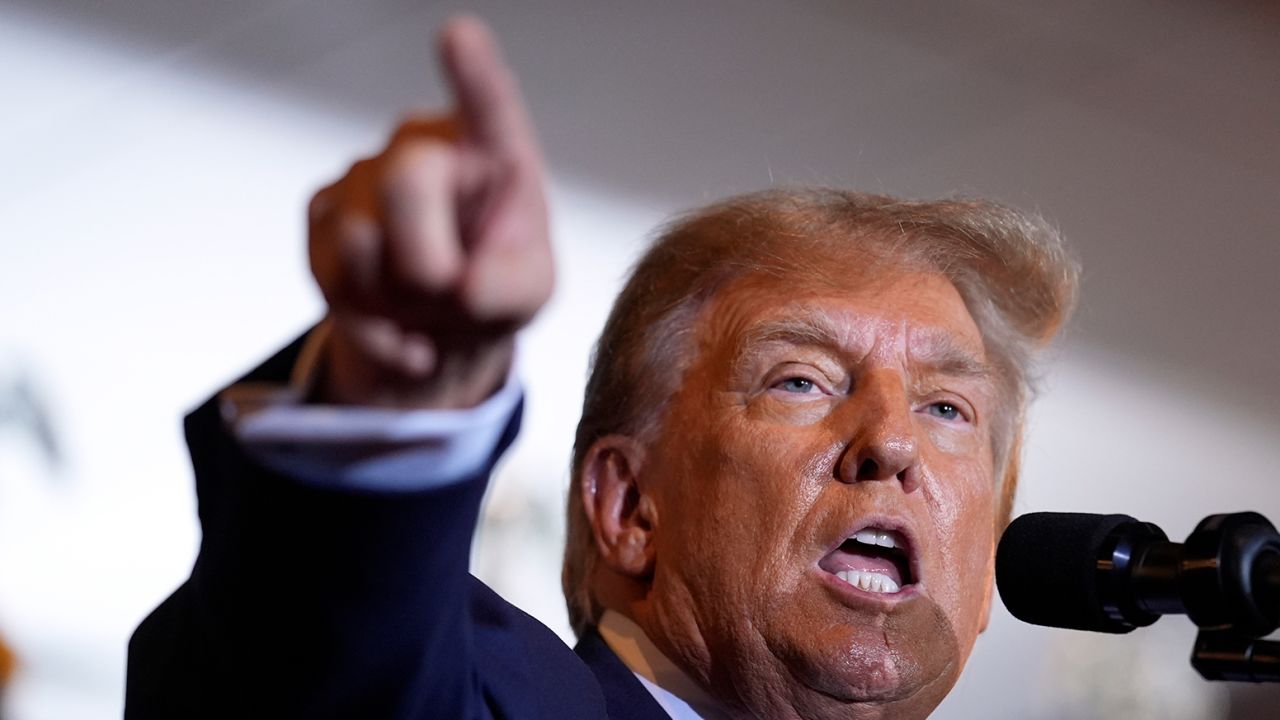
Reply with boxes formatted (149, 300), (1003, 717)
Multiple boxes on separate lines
(836, 569), (900, 594)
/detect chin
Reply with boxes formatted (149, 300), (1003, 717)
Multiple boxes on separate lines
(757, 616), (961, 720)
(800, 626), (926, 700)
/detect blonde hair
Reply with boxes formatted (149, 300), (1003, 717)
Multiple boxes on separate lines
(562, 188), (1079, 636)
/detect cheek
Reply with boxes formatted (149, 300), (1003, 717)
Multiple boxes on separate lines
(920, 421), (995, 542)
(919, 455), (996, 630)
(923, 417), (987, 457)
(747, 394), (841, 427)
(662, 416), (828, 589)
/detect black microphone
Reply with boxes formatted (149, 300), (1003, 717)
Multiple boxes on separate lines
(996, 511), (1280, 636)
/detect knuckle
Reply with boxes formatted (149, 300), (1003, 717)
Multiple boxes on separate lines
(313, 212), (376, 269)
(335, 212), (380, 253)
(343, 157), (378, 189)
(390, 114), (460, 145)
(314, 213), (380, 298)
(381, 140), (455, 196)
(310, 150), (377, 225)
(307, 185), (336, 223)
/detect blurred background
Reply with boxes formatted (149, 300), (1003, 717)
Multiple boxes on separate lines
(2, 1), (1278, 717)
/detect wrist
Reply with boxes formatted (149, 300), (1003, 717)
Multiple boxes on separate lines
(319, 329), (514, 410)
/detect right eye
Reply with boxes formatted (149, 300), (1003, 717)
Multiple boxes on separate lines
(774, 377), (816, 394)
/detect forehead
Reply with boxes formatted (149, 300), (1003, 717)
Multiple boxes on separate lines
(698, 265), (987, 364)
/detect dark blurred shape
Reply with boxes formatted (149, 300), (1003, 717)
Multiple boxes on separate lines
(0, 370), (63, 472)
(998, 512), (1150, 633)
(1227, 679), (1280, 719)
(999, 512), (1280, 639)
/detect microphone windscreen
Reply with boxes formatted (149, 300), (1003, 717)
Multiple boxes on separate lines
(996, 512), (1138, 633)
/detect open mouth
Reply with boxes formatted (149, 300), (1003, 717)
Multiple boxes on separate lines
(818, 526), (916, 595)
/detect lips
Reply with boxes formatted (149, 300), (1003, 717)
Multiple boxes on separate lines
(818, 524), (917, 595)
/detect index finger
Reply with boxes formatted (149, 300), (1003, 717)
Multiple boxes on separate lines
(438, 16), (538, 158)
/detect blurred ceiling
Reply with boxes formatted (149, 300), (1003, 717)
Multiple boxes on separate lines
(9, 0), (1280, 418)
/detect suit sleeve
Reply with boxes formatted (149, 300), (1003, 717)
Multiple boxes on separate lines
(124, 332), (521, 719)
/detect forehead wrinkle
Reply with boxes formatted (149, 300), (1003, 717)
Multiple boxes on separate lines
(731, 307), (865, 370)
(904, 325), (994, 382)
(724, 298), (993, 388)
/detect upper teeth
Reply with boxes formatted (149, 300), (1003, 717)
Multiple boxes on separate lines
(852, 528), (898, 549)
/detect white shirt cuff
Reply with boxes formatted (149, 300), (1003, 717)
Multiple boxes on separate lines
(220, 322), (521, 491)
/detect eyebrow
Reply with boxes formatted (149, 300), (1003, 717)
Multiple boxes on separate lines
(738, 314), (846, 351)
(910, 330), (995, 380)
(733, 312), (995, 381)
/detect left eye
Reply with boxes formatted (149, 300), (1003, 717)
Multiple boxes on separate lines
(926, 402), (962, 421)
(775, 377), (816, 393)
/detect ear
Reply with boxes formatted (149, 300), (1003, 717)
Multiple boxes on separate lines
(578, 434), (656, 578)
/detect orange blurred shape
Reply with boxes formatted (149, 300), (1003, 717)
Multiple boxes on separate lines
(0, 633), (13, 688)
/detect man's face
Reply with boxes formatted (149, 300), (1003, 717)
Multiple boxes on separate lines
(638, 263), (1000, 719)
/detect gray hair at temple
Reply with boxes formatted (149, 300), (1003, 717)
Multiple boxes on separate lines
(561, 188), (1080, 636)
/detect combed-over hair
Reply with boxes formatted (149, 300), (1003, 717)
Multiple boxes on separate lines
(561, 188), (1079, 636)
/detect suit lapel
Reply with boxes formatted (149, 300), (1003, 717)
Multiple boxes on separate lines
(574, 629), (672, 720)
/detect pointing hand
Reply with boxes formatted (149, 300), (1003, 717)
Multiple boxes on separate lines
(308, 17), (551, 408)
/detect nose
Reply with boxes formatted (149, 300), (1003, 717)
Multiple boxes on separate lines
(836, 370), (921, 492)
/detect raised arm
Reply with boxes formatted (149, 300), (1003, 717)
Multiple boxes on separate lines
(126, 17), (558, 719)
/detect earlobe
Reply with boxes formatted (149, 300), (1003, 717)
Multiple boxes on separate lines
(579, 435), (656, 578)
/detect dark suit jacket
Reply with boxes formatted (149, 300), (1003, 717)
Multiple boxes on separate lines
(124, 334), (670, 719)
